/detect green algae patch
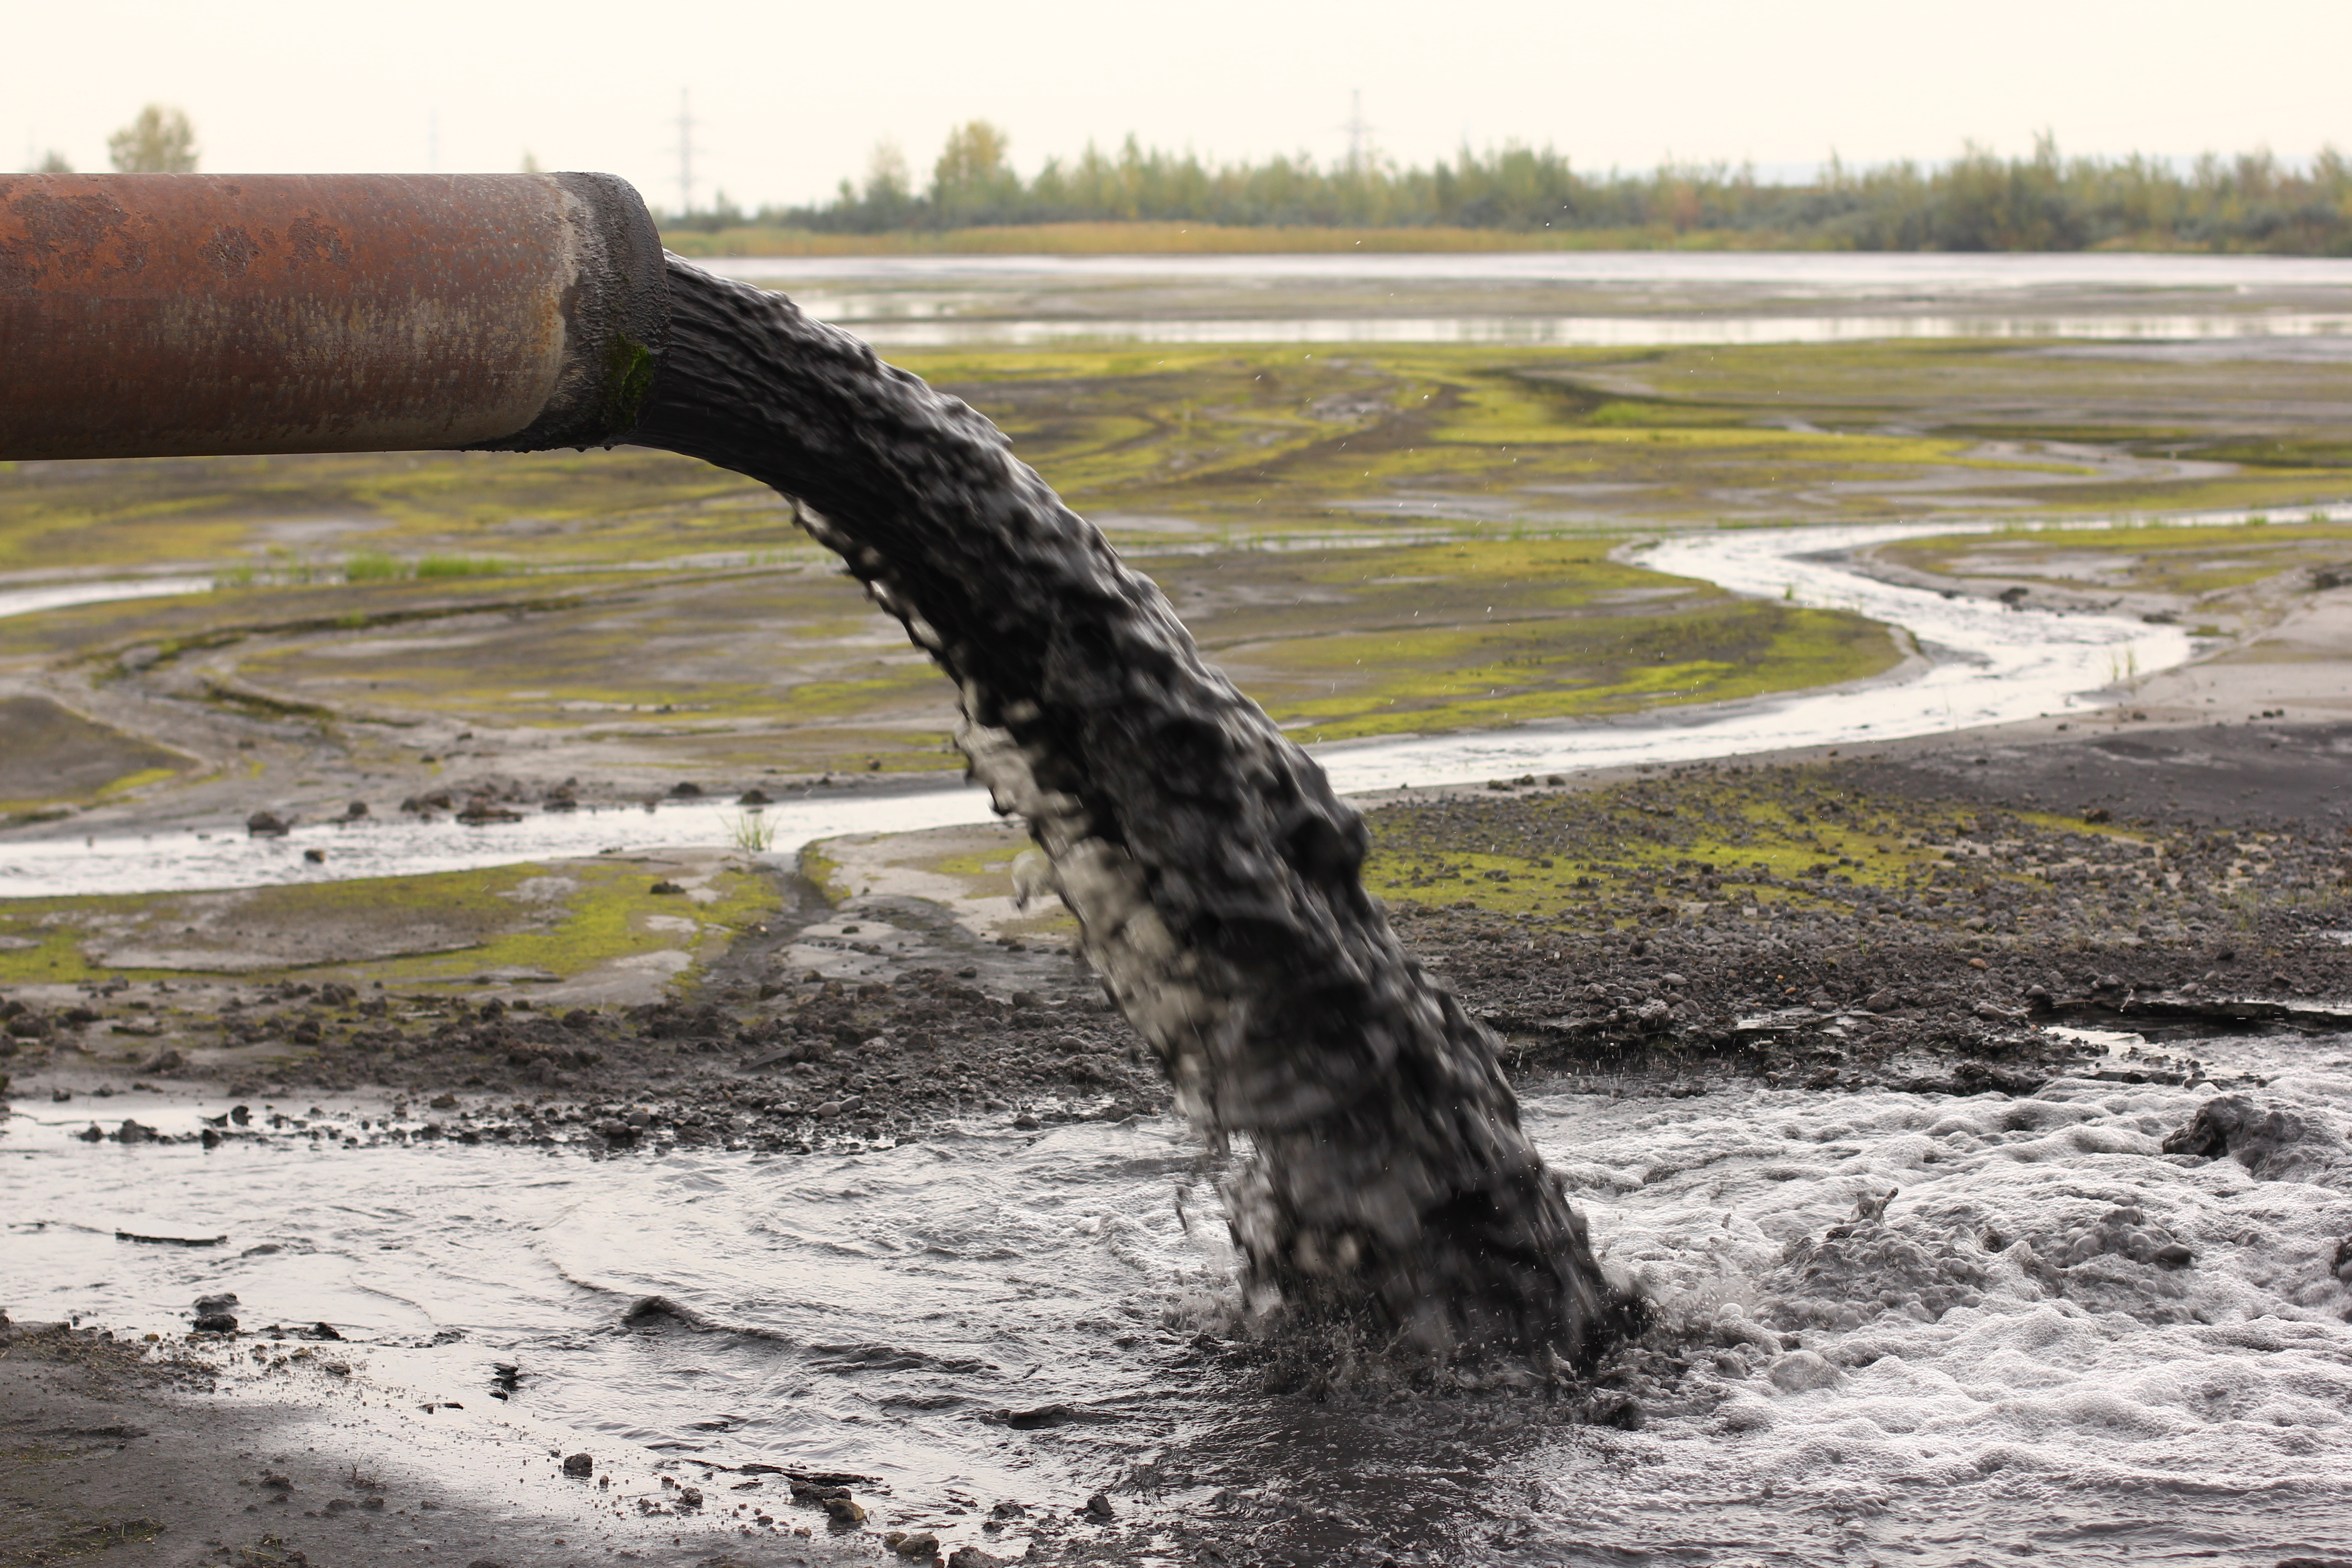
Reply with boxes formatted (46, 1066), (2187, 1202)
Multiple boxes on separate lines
(13, 334), (2347, 813)
(1230, 603), (1899, 743)
(799, 841), (853, 906)
(8, 338), (2348, 588)
(0, 858), (779, 991)
(74, 533), (1905, 771)
(1357, 765), (2168, 943)
(1155, 537), (1905, 742)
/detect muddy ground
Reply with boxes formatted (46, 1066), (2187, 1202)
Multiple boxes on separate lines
(3, 726), (2348, 1568)
(6, 724), (2345, 1163)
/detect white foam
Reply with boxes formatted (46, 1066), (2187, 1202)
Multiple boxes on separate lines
(1515, 1071), (2352, 1557)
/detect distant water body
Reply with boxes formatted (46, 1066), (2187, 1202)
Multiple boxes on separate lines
(699, 251), (2352, 291)
(698, 251), (2352, 349)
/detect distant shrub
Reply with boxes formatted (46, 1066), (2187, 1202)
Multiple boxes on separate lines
(414, 555), (510, 579)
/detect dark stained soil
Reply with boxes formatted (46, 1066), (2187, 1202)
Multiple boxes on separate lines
(9, 730), (2346, 1156)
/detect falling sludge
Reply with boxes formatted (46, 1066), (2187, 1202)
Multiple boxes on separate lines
(619, 255), (1643, 1365)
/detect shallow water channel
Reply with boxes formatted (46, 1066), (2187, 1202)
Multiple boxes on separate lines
(10, 506), (2328, 900)
(6, 1031), (2351, 1563)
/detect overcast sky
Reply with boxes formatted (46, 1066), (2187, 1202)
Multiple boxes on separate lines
(11, 0), (2348, 211)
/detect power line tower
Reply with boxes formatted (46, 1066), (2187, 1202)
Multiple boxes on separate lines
(668, 88), (703, 217)
(1341, 88), (1375, 173)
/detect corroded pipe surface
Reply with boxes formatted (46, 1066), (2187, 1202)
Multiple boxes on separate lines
(0, 173), (664, 458)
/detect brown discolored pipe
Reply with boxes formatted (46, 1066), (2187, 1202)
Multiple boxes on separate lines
(0, 173), (666, 460)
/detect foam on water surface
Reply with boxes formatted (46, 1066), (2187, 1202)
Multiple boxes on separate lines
(7, 1049), (2350, 1563)
(1510, 1065), (2352, 1563)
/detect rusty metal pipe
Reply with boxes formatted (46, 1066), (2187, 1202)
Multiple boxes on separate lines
(0, 173), (665, 459)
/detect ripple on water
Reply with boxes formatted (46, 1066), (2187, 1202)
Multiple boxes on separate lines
(6, 1060), (2350, 1563)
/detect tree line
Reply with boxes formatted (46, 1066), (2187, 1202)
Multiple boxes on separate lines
(675, 122), (2352, 254)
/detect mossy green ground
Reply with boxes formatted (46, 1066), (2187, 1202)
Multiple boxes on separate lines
(4, 338), (2347, 791)
(9, 340), (2345, 575)
(0, 543), (1900, 779)
(1357, 765), (2285, 948)
(0, 858), (772, 990)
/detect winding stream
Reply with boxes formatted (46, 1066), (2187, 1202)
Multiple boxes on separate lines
(1, 508), (2303, 898)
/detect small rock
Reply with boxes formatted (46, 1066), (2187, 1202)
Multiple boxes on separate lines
(824, 1496), (867, 1525)
(303, 848), (327, 864)
(676, 1486), (702, 1509)
(1864, 989), (1900, 1013)
(948, 1550), (1009, 1568)
(649, 880), (686, 895)
(345, 801), (369, 818)
(738, 788), (772, 805)
(247, 811), (291, 837)
(562, 1453), (593, 1476)
(1769, 1350), (1843, 1393)
(1082, 1492), (1117, 1521)
(669, 781), (705, 797)
(889, 1532), (940, 1558)
(428, 1093), (459, 1110)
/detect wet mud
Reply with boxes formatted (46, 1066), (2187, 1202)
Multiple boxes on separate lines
(5, 745), (2351, 1567)
(10, 742), (2346, 1161)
